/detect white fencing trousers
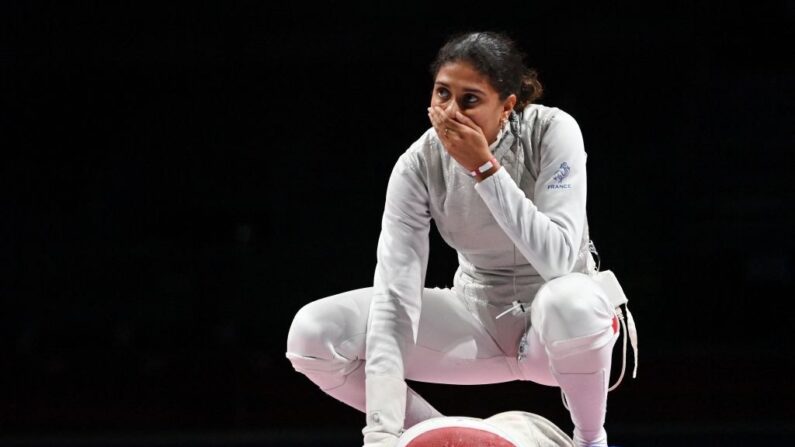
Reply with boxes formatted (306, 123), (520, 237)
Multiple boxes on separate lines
(286, 272), (617, 443)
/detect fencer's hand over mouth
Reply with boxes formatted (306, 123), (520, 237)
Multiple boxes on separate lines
(427, 106), (491, 173)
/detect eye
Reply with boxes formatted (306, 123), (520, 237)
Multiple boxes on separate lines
(436, 87), (450, 100)
(463, 94), (479, 105)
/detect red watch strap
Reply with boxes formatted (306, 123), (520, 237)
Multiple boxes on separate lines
(470, 157), (497, 177)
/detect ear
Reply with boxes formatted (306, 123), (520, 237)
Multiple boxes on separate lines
(502, 94), (517, 119)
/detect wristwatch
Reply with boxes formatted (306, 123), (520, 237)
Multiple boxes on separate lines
(470, 157), (497, 177)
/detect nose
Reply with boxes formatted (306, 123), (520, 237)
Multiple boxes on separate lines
(444, 100), (459, 116)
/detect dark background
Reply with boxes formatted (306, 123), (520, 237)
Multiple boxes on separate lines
(2, 1), (793, 445)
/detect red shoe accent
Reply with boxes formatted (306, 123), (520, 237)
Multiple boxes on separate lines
(405, 427), (518, 447)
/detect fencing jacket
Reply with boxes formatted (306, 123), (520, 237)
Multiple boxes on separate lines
(364, 104), (596, 439)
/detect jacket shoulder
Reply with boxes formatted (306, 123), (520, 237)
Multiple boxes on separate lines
(522, 103), (578, 128)
(395, 127), (438, 173)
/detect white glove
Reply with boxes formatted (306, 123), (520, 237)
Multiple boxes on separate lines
(362, 375), (407, 447)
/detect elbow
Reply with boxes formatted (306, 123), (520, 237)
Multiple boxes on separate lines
(542, 260), (576, 282)
(539, 238), (579, 281)
(562, 239), (580, 273)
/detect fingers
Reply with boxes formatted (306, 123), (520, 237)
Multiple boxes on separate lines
(428, 106), (468, 138)
(452, 111), (480, 132)
(426, 106), (491, 170)
(427, 107), (454, 140)
(427, 106), (447, 135)
(427, 107), (442, 132)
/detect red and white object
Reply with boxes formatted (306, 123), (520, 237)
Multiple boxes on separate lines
(397, 416), (521, 447)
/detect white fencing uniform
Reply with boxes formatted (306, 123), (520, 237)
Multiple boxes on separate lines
(286, 104), (636, 447)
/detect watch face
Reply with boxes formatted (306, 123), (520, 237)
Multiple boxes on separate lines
(479, 160), (493, 173)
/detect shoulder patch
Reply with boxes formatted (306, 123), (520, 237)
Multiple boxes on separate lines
(547, 162), (572, 189)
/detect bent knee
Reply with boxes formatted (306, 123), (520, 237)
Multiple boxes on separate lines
(534, 273), (602, 318)
(532, 273), (613, 342)
(286, 301), (335, 358)
(286, 301), (365, 384)
(286, 288), (371, 355)
(286, 292), (369, 369)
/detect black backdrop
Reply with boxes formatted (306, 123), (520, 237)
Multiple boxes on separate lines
(2, 1), (793, 443)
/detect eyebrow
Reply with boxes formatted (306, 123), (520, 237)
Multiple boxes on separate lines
(434, 81), (486, 95)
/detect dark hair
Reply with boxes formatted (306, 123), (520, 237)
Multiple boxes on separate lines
(429, 31), (543, 110)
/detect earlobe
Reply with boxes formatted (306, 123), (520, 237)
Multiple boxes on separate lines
(504, 94), (517, 114)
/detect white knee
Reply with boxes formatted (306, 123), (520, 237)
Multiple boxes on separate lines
(285, 299), (364, 389)
(287, 301), (334, 359)
(531, 273), (615, 349)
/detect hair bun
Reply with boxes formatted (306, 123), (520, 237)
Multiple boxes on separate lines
(516, 69), (543, 110)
